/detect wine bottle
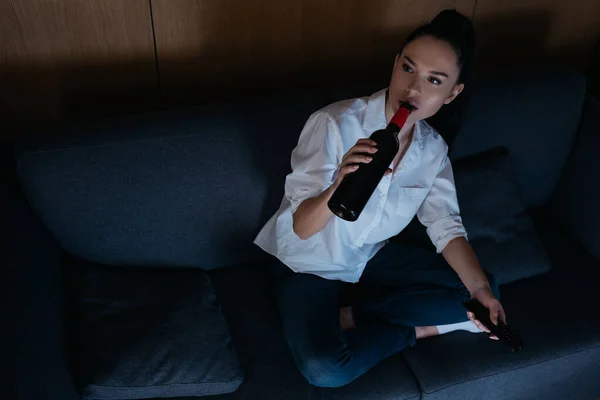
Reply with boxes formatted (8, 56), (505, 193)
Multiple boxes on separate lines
(327, 102), (414, 221)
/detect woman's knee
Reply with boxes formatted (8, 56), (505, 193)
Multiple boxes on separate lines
(295, 349), (355, 388)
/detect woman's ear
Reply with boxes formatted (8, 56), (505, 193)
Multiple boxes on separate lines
(444, 83), (465, 104)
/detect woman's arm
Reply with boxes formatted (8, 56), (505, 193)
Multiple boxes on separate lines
(285, 112), (339, 239)
(416, 153), (506, 326)
(293, 184), (337, 240)
(442, 236), (506, 325)
(293, 138), (380, 240)
(441, 236), (488, 293)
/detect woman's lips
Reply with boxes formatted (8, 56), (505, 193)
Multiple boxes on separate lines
(399, 100), (418, 111)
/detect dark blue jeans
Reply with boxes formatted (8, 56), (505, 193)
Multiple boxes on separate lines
(273, 240), (499, 388)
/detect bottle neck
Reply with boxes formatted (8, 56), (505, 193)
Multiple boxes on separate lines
(386, 122), (402, 134)
(387, 106), (411, 133)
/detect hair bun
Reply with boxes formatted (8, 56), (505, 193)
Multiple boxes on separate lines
(431, 9), (471, 28)
(430, 9), (475, 46)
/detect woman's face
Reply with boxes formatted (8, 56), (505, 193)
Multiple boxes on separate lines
(387, 35), (464, 124)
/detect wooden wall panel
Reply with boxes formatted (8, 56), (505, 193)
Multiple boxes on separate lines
(0, 0), (158, 139)
(1, 0), (597, 140)
(473, 0), (600, 70)
(151, 0), (476, 106)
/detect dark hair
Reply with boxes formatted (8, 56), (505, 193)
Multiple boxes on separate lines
(400, 9), (476, 149)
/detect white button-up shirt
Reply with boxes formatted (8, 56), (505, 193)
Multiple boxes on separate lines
(254, 88), (467, 282)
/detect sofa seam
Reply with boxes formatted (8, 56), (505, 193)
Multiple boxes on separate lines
(86, 378), (244, 389)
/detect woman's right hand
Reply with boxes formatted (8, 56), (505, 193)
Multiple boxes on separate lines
(335, 138), (391, 185)
(295, 140), (388, 239)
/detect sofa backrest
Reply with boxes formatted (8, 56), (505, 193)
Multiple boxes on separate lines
(15, 68), (586, 269)
(450, 68), (586, 207)
(549, 97), (600, 264)
(15, 91), (324, 269)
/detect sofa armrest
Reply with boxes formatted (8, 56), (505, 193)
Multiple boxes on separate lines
(1, 175), (80, 399)
(550, 97), (600, 264)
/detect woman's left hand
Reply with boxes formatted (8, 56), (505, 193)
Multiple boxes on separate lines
(466, 286), (507, 340)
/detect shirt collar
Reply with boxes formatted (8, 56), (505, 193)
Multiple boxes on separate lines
(362, 88), (388, 133)
(363, 88), (427, 150)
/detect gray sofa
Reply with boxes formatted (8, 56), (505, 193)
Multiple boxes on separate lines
(4, 68), (600, 400)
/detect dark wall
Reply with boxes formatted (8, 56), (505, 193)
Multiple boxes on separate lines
(1, 0), (599, 140)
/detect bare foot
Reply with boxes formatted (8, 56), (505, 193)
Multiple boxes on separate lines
(415, 326), (439, 339)
(340, 306), (355, 330)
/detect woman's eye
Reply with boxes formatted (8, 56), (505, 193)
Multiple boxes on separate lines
(402, 63), (413, 73)
(429, 77), (442, 85)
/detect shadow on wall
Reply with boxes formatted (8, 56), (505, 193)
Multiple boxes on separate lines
(475, 10), (553, 70)
(0, 59), (161, 140)
(150, 0), (397, 109)
(0, 8), (596, 141)
(473, 10), (597, 72)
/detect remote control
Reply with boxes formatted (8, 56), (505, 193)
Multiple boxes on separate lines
(462, 299), (524, 352)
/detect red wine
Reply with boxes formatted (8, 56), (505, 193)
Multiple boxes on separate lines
(328, 102), (414, 221)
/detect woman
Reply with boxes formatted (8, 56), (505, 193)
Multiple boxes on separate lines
(254, 9), (507, 388)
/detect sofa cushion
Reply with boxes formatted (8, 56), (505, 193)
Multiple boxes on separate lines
(65, 261), (243, 399)
(451, 68), (586, 208)
(396, 148), (551, 285)
(400, 210), (600, 400)
(206, 261), (420, 400)
(15, 91), (322, 270)
(454, 150), (551, 284)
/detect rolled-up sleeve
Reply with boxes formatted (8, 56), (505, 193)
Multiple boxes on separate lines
(417, 154), (468, 253)
(285, 111), (340, 213)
